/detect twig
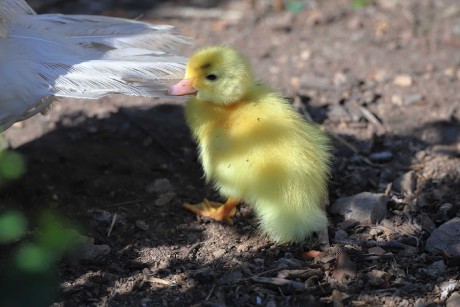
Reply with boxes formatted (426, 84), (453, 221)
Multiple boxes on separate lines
(358, 254), (395, 261)
(327, 131), (376, 166)
(384, 182), (393, 196)
(294, 100), (313, 122)
(369, 288), (398, 294)
(299, 76), (339, 91)
(101, 199), (144, 208)
(333, 238), (407, 249)
(133, 14), (144, 21)
(277, 268), (322, 279)
(107, 213), (117, 238)
(251, 277), (308, 291)
(373, 224), (421, 247)
(205, 284), (216, 301)
(358, 106), (386, 133)
(278, 286), (287, 297)
(183, 242), (201, 258)
(144, 276), (174, 286)
(241, 267), (284, 281)
(327, 131), (358, 153)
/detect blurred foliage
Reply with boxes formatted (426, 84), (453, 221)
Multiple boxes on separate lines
(0, 146), (79, 306)
(14, 212), (78, 273)
(0, 211), (27, 243)
(0, 211), (79, 307)
(286, 1), (304, 13)
(0, 150), (25, 181)
(351, 0), (368, 9)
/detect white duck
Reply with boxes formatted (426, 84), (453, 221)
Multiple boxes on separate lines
(0, 0), (189, 131)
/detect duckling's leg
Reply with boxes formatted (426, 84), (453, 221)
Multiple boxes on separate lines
(183, 197), (240, 225)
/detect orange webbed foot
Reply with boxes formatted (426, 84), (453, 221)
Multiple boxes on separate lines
(183, 197), (240, 225)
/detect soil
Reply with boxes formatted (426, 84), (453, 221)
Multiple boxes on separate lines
(1, 0), (460, 306)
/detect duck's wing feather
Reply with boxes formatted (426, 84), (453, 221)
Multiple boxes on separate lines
(0, 0), (190, 131)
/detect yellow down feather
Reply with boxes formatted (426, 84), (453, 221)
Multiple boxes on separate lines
(184, 46), (331, 243)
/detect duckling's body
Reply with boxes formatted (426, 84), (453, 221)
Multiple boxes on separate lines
(170, 46), (331, 243)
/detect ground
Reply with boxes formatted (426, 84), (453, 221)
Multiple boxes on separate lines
(1, 0), (460, 306)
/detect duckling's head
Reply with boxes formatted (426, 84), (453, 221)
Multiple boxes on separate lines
(169, 46), (253, 105)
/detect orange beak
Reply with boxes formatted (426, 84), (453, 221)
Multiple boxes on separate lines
(168, 78), (197, 96)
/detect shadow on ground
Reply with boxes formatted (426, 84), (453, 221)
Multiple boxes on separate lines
(0, 98), (458, 305)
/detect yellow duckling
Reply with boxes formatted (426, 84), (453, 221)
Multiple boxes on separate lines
(169, 46), (331, 243)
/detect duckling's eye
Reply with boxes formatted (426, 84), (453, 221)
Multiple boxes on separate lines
(206, 74), (217, 81)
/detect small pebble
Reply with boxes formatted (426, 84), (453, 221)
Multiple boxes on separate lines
(146, 178), (173, 194)
(135, 220), (149, 231)
(217, 270), (243, 285)
(369, 151), (393, 163)
(391, 95), (403, 106)
(212, 248), (226, 259)
(393, 74), (413, 87)
(424, 260), (446, 277)
(404, 94), (424, 106)
(393, 171), (416, 195)
(334, 229), (348, 240)
(368, 246), (386, 255)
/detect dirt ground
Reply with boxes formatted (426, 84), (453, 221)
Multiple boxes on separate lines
(1, 0), (460, 306)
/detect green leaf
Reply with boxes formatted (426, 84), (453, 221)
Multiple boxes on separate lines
(38, 212), (78, 253)
(0, 211), (27, 243)
(15, 243), (54, 273)
(286, 1), (304, 13)
(352, 0), (368, 9)
(0, 151), (25, 180)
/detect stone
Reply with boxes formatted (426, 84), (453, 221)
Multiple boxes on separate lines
(329, 192), (388, 224)
(367, 270), (387, 286)
(212, 248), (226, 259)
(217, 270), (243, 285)
(393, 171), (416, 195)
(146, 178), (173, 194)
(391, 95), (403, 106)
(426, 218), (460, 257)
(191, 267), (216, 283)
(369, 151), (393, 163)
(418, 214), (436, 233)
(438, 203), (455, 220)
(154, 192), (175, 206)
(332, 250), (356, 283)
(424, 260), (447, 277)
(135, 220), (149, 231)
(334, 230), (348, 241)
(446, 292), (460, 307)
(404, 94), (424, 106)
(76, 243), (111, 261)
(368, 246), (386, 255)
(393, 74), (413, 87)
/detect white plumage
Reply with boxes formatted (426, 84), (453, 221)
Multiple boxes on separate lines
(0, 0), (189, 130)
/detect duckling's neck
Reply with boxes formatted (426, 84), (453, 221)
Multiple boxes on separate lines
(222, 82), (268, 106)
(246, 82), (270, 98)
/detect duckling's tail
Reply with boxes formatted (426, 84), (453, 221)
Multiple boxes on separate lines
(252, 196), (328, 244)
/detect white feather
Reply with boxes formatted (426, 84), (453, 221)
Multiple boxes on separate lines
(0, 0), (190, 131)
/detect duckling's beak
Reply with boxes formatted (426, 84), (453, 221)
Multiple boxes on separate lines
(168, 78), (197, 96)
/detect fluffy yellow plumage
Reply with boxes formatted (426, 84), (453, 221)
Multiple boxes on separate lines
(170, 46), (331, 243)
